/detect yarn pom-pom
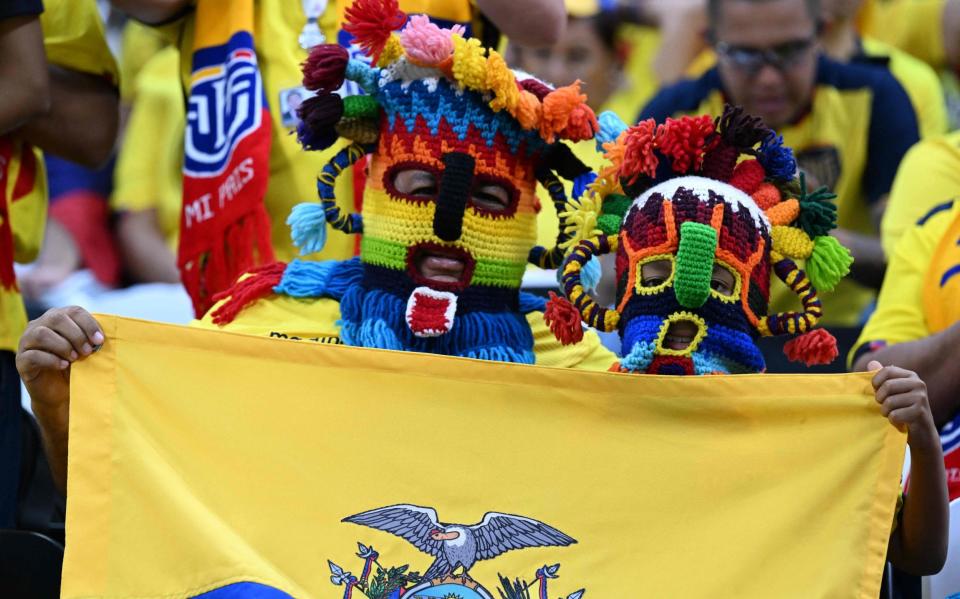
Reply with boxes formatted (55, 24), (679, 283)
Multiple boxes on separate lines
(806, 235), (853, 292)
(757, 132), (798, 181)
(296, 94), (344, 151)
(343, 0), (407, 64)
(596, 111), (628, 151)
(515, 89), (542, 130)
(619, 119), (658, 185)
(544, 291), (584, 345)
(562, 103), (599, 141)
(655, 114), (716, 173)
(302, 44), (349, 93)
(580, 256), (602, 293)
(796, 175), (839, 238)
(729, 159), (766, 194)
(287, 202), (329, 255)
(715, 104), (769, 150)
(540, 81), (588, 142)
(399, 14), (463, 65)
(783, 328), (839, 366)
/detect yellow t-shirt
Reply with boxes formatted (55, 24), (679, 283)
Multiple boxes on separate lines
(111, 47), (184, 250)
(196, 290), (617, 370)
(856, 0), (947, 69)
(603, 25), (662, 124)
(118, 20), (168, 102)
(0, 0), (118, 352)
(882, 130), (960, 257)
(850, 199), (960, 366)
(640, 55), (922, 325)
(160, 0), (478, 263)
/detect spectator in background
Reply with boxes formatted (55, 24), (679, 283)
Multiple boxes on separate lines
(1, 0), (119, 528)
(639, 0), (920, 327)
(857, 0), (960, 73)
(111, 45), (183, 285)
(850, 135), (960, 499)
(819, 0), (947, 138)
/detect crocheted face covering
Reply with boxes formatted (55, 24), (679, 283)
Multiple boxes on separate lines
(288, 0), (599, 349)
(358, 76), (544, 335)
(614, 177), (772, 374)
(547, 106), (853, 373)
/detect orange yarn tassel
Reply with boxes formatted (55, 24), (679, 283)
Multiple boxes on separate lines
(783, 328), (838, 366)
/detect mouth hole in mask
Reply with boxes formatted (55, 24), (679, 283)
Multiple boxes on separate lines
(656, 313), (707, 355)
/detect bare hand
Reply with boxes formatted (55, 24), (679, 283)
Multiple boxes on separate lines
(16, 306), (103, 411)
(869, 361), (938, 446)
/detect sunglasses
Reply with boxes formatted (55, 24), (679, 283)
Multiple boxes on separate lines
(715, 38), (817, 74)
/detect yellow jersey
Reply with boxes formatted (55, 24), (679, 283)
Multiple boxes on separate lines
(640, 54), (921, 325)
(111, 47), (184, 251)
(851, 199), (960, 365)
(195, 287), (617, 370)
(0, 0), (118, 352)
(856, 0), (947, 68)
(882, 130), (960, 257)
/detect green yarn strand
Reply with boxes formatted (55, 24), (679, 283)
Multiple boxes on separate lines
(806, 235), (853, 292)
(674, 221), (718, 308)
(796, 172), (839, 238)
(343, 95), (380, 120)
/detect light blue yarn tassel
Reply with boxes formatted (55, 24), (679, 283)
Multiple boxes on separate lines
(580, 256), (602, 293)
(287, 203), (328, 256)
(596, 111), (627, 152)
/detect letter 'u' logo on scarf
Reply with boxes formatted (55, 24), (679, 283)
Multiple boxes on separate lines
(179, 0), (275, 318)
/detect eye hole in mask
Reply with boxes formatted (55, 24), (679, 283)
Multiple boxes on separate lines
(388, 166), (515, 214)
(638, 258), (738, 297)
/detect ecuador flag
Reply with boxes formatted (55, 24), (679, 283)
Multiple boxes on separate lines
(64, 316), (905, 598)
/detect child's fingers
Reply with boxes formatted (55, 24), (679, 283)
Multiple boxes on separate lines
(887, 404), (923, 428)
(879, 392), (917, 417)
(871, 364), (918, 390)
(875, 377), (924, 403)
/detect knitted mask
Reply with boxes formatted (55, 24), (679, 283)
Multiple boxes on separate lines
(546, 106), (853, 374)
(281, 0), (598, 361)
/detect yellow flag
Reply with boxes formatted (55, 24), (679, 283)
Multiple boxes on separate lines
(64, 315), (905, 599)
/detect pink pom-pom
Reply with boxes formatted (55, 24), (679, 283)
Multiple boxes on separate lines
(783, 328), (839, 366)
(302, 44), (349, 93)
(399, 15), (464, 65)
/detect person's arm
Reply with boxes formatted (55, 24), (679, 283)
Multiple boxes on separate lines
(833, 221), (886, 290)
(16, 307), (104, 493)
(116, 210), (181, 283)
(855, 321), (960, 428)
(18, 219), (83, 301)
(0, 15), (51, 136)
(19, 64), (119, 168)
(109, 0), (191, 25)
(475, 0), (564, 47)
(870, 362), (949, 575)
(945, 0), (960, 69)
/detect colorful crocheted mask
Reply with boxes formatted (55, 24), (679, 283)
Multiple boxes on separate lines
(546, 106), (853, 374)
(281, 0), (598, 360)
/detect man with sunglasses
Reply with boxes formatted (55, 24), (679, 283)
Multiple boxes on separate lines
(639, 0), (920, 329)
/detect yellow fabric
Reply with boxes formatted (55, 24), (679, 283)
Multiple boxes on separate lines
(159, 0), (477, 263)
(111, 47), (184, 250)
(603, 25), (662, 123)
(861, 37), (947, 139)
(662, 86), (878, 325)
(857, 0), (947, 68)
(924, 202), (960, 333)
(0, 0), (117, 352)
(851, 200), (960, 365)
(64, 315), (905, 598)
(118, 21), (169, 102)
(882, 130), (960, 257)
(195, 290), (617, 370)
